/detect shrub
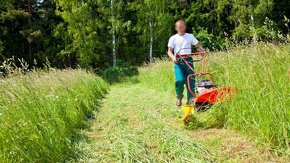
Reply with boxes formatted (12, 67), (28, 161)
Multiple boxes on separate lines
(101, 60), (138, 83)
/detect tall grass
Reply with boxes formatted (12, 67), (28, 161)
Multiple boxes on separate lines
(137, 60), (175, 94)
(0, 70), (108, 162)
(137, 43), (290, 150)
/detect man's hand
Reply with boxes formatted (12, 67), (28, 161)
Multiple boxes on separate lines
(167, 47), (178, 63)
(195, 43), (205, 56)
(172, 56), (178, 63)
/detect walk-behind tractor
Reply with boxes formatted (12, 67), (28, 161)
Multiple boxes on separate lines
(176, 49), (238, 121)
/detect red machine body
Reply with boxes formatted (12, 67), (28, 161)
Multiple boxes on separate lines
(176, 51), (237, 112)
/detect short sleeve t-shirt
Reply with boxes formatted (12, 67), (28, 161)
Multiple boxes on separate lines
(168, 33), (199, 55)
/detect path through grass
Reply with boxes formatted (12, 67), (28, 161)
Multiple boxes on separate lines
(76, 83), (287, 162)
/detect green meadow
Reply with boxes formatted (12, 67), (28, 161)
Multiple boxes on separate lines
(0, 44), (289, 162)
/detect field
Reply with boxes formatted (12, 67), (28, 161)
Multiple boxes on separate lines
(77, 44), (289, 162)
(0, 44), (289, 162)
(1, 0), (290, 162)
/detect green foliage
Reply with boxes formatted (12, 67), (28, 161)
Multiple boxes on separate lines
(253, 18), (284, 42)
(0, 0), (65, 67)
(55, 1), (96, 67)
(137, 44), (290, 150)
(0, 40), (3, 55)
(129, 0), (173, 59)
(192, 28), (227, 50)
(1, 0), (290, 68)
(0, 70), (108, 162)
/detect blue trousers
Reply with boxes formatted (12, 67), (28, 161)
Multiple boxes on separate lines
(174, 58), (195, 100)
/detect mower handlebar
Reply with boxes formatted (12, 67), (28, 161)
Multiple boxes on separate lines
(176, 52), (206, 73)
(176, 52), (205, 58)
(176, 52), (205, 62)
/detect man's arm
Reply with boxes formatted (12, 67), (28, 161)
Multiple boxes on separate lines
(167, 47), (177, 63)
(195, 43), (205, 55)
(191, 34), (205, 55)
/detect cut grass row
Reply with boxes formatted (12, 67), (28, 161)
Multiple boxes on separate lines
(137, 43), (290, 152)
(77, 83), (287, 162)
(77, 84), (214, 162)
(0, 70), (108, 162)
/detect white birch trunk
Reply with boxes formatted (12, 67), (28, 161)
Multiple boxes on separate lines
(112, 29), (116, 67)
(149, 20), (153, 63)
(111, 0), (117, 67)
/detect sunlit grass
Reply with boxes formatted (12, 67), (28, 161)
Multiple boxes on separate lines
(0, 70), (108, 162)
(77, 84), (214, 162)
(137, 43), (290, 151)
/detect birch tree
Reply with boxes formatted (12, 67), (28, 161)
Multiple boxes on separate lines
(130, 0), (173, 63)
(107, 0), (131, 67)
(110, 0), (117, 67)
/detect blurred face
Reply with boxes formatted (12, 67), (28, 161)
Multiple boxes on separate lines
(175, 21), (186, 35)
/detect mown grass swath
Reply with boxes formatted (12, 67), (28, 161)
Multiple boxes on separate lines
(77, 84), (214, 162)
(137, 43), (290, 151)
(0, 70), (108, 162)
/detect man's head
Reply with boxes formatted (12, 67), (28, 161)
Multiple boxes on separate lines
(175, 20), (187, 35)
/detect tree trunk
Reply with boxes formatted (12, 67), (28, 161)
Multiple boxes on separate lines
(149, 20), (153, 63)
(27, 0), (32, 23)
(27, 0), (33, 62)
(111, 0), (117, 67)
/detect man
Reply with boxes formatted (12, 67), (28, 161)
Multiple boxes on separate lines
(167, 20), (205, 106)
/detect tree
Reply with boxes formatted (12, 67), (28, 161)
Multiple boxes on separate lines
(110, 0), (117, 67)
(55, 0), (105, 68)
(0, 0), (65, 67)
(130, 0), (173, 63)
(109, 0), (130, 67)
(1, 0), (289, 69)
